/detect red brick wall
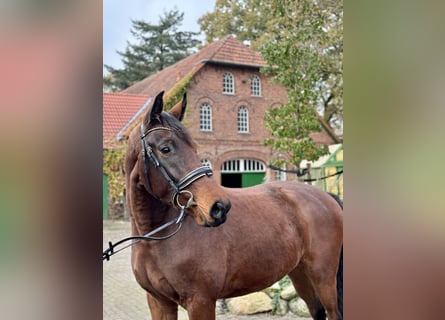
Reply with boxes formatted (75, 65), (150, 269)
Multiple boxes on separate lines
(181, 63), (336, 184)
(179, 64), (287, 183)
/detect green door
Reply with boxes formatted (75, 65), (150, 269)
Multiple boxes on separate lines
(241, 172), (265, 187)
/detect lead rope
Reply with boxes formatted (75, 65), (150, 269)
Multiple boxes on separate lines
(103, 203), (189, 261)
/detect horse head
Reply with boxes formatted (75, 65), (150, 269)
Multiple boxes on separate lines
(134, 91), (231, 227)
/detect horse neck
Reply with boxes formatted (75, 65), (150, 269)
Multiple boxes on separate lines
(131, 190), (177, 236)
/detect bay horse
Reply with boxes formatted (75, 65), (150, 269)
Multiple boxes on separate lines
(125, 91), (343, 320)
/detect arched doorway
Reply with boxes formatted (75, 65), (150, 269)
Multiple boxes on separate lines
(221, 159), (266, 188)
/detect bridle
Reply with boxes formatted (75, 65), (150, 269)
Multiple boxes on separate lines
(139, 124), (213, 208)
(102, 124), (213, 261)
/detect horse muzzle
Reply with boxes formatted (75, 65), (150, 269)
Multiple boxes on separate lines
(206, 200), (231, 227)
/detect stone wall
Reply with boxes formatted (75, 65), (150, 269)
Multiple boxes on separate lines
(216, 277), (311, 317)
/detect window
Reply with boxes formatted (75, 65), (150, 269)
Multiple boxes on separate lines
(238, 106), (249, 133)
(221, 159), (266, 173)
(200, 104), (212, 131)
(251, 75), (261, 96)
(223, 72), (234, 94)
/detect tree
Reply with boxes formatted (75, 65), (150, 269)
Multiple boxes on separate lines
(199, 0), (343, 134)
(198, 0), (275, 51)
(104, 9), (200, 92)
(261, 0), (337, 167)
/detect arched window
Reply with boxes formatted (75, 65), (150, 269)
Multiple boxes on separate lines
(221, 159), (266, 173)
(251, 75), (261, 96)
(238, 106), (249, 133)
(199, 103), (212, 132)
(223, 72), (234, 94)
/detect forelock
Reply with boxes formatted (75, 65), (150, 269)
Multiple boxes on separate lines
(159, 112), (196, 148)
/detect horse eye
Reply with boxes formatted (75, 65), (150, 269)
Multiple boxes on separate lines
(160, 146), (171, 154)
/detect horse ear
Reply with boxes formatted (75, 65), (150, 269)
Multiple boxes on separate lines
(147, 91), (164, 124)
(169, 93), (187, 122)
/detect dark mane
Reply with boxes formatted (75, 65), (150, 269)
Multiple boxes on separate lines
(143, 111), (196, 149)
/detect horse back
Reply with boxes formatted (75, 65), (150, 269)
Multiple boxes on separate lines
(225, 181), (343, 256)
(226, 181), (342, 227)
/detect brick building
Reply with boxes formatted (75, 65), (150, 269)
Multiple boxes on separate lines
(121, 35), (340, 187)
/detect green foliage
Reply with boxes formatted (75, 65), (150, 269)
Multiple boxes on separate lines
(103, 145), (127, 213)
(270, 292), (281, 313)
(269, 276), (293, 314)
(260, 0), (332, 167)
(198, 0), (275, 50)
(164, 69), (196, 110)
(104, 8), (200, 92)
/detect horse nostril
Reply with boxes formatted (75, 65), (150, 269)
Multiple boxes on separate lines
(210, 200), (231, 220)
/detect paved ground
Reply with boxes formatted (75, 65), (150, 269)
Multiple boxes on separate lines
(103, 220), (309, 319)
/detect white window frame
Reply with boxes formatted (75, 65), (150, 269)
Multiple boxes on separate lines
(223, 72), (235, 94)
(221, 159), (266, 173)
(251, 75), (261, 97)
(199, 103), (212, 132)
(237, 106), (249, 133)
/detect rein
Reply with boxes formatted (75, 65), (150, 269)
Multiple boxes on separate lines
(102, 201), (188, 261)
(103, 125), (213, 261)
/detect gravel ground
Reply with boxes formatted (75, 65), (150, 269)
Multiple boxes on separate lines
(103, 220), (310, 320)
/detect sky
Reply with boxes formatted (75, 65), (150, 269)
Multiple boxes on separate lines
(103, 0), (216, 75)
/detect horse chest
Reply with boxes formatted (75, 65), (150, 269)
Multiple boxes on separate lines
(132, 248), (184, 301)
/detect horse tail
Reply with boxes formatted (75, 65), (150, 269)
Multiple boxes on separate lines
(327, 192), (343, 319)
(336, 245), (343, 319)
(327, 192), (343, 209)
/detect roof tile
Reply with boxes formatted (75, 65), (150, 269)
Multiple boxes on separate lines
(103, 92), (150, 147)
(124, 35), (266, 97)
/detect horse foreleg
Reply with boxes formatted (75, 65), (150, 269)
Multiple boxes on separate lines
(146, 293), (178, 320)
(185, 296), (216, 320)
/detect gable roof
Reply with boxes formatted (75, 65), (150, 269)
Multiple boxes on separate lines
(103, 92), (150, 148)
(123, 35), (266, 97)
(206, 35), (267, 67)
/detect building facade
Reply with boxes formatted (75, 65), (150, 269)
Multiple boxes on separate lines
(184, 63), (288, 186)
(123, 36), (340, 187)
